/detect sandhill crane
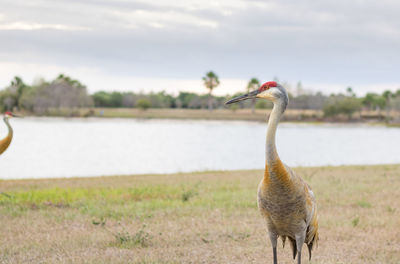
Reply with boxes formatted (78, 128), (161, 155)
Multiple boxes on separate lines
(0, 112), (18, 155)
(226, 81), (318, 264)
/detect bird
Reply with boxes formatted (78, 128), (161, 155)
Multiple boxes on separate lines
(0, 111), (18, 155)
(226, 81), (318, 264)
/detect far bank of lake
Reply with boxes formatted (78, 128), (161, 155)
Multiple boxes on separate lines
(18, 108), (400, 124)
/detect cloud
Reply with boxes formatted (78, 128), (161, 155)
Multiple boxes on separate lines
(130, 0), (247, 13)
(0, 0), (399, 94)
(108, 9), (218, 29)
(0, 21), (91, 31)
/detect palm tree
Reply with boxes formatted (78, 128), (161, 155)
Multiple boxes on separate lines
(382, 90), (394, 121)
(247, 78), (260, 113)
(10, 76), (28, 110)
(202, 71), (220, 110)
(346, 86), (355, 97)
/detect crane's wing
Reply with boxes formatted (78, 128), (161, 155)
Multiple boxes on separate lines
(286, 165), (319, 260)
(0, 135), (13, 155)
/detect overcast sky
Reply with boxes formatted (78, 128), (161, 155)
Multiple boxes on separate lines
(0, 0), (399, 95)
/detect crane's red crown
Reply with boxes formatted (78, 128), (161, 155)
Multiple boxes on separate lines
(259, 81), (277, 92)
(4, 111), (12, 116)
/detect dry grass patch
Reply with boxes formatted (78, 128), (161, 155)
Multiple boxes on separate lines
(1, 164), (400, 263)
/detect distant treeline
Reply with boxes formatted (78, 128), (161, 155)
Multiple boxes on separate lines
(0, 75), (92, 114)
(1, 74), (400, 119)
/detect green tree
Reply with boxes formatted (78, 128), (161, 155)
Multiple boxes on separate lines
(362, 93), (386, 111)
(136, 98), (151, 110)
(382, 90), (393, 101)
(323, 96), (361, 119)
(110, 92), (123, 107)
(247, 78), (260, 113)
(12, 76), (29, 109)
(0, 90), (14, 111)
(176, 92), (197, 108)
(0, 76), (29, 111)
(19, 79), (47, 112)
(338, 97), (362, 119)
(255, 100), (270, 109)
(374, 96), (386, 111)
(92, 91), (112, 107)
(382, 90), (394, 120)
(362, 93), (375, 110)
(202, 71), (220, 110)
(148, 91), (175, 108)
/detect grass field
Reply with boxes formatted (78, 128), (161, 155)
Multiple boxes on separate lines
(1, 165), (400, 263)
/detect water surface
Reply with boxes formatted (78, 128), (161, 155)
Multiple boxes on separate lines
(1, 118), (399, 179)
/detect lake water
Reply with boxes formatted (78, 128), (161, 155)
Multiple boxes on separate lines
(1, 118), (399, 179)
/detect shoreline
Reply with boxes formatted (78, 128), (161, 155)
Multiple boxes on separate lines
(1, 163), (397, 182)
(15, 108), (400, 125)
(12, 114), (392, 126)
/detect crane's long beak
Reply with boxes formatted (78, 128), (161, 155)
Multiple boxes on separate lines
(11, 113), (22, 118)
(225, 90), (260, 105)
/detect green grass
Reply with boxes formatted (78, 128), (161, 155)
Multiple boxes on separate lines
(356, 200), (372, 208)
(111, 225), (151, 248)
(0, 180), (258, 220)
(352, 216), (360, 227)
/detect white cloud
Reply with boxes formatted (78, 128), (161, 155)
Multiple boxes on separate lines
(149, 22), (166, 29)
(0, 21), (91, 31)
(108, 9), (218, 29)
(131, 0), (247, 13)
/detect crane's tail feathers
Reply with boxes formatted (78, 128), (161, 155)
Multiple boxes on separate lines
(281, 236), (286, 248)
(306, 232), (319, 260)
(307, 243), (313, 260)
(305, 220), (319, 260)
(288, 237), (297, 260)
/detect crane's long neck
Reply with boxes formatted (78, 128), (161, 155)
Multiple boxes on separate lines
(0, 117), (13, 155)
(266, 101), (284, 166)
(263, 99), (291, 185)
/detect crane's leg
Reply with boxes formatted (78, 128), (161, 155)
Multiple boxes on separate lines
(269, 233), (278, 264)
(295, 231), (306, 264)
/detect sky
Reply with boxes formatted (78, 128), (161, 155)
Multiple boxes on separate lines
(0, 0), (399, 96)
